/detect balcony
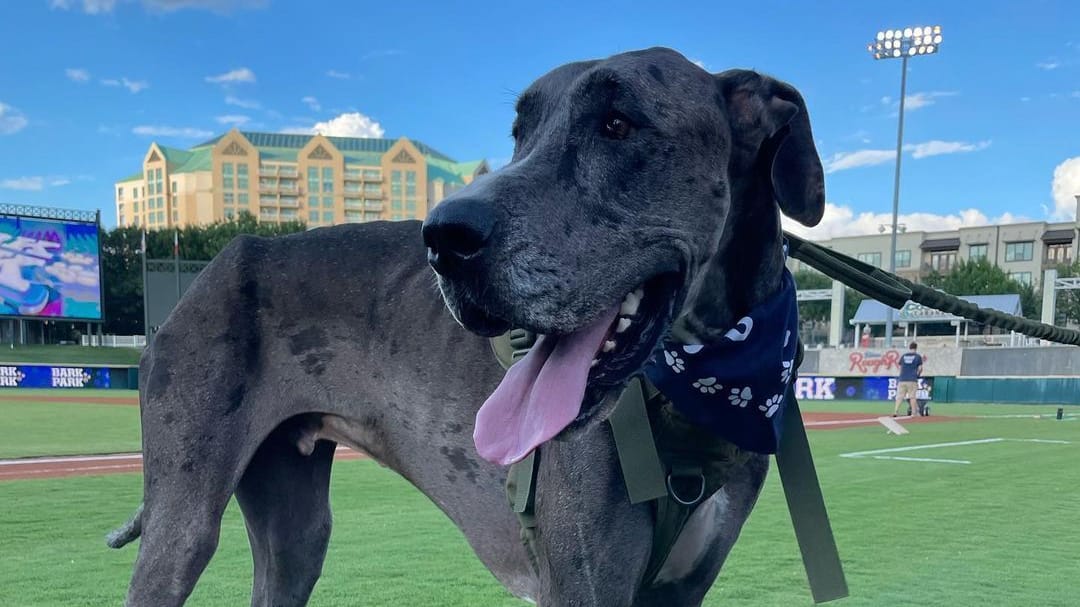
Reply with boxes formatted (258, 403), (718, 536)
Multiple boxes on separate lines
(279, 198), (300, 208)
(362, 171), (382, 181)
(344, 200), (363, 210)
(363, 190), (383, 198)
(1045, 255), (1074, 268)
(278, 168), (298, 178)
(364, 201), (383, 211)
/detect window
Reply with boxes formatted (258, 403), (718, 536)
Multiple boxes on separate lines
(308, 197), (319, 208)
(224, 208), (235, 220)
(391, 199), (403, 211)
(309, 210), (319, 223)
(405, 199), (417, 211)
(894, 250), (911, 268)
(238, 193), (249, 206)
(856, 252), (882, 267)
(133, 216), (140, 226)
(307, 167), (319, 193)
(363, 169), (381, 180)
(322, 167), (333, 192)
(1004, 241), (1034, 262)
(405, 183), (416, 196)
(322, 211), (334, 223)
(344, 167), (361, 179)
(929, 251), (957, 272)
(155, 167), (162, 180)
(1046, 243), (1071, 264)
(1009, 272), (1032, 286)
(223, 162), (234, 189)
(117, 187), (124, 200)
(224, 192), (235, 205)
(322, 196), (333, 208)
(171, 181), (177, 193)
(172, 210), (178, 222)
(133, 187), (139, 199)
(969, 244), (988, 261)
(133, 202), (139, 212)
(237, 163), (249, 189)
(157, 211), (165, 223)
(391, 182), (402, 196)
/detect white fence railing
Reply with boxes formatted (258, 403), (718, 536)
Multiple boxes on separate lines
(81, 334), (146, 349)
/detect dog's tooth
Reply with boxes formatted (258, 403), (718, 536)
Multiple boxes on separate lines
(590, 358), (600, 368)
(615, 318), (632, 333)
(620, 291), (641, 316)
(634, 287), (644, 299)
(603, 340), (616, 352)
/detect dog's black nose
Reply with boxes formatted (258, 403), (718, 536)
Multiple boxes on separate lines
(421, 198), (496, 277)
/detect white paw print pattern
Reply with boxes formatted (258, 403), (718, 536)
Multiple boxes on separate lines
(784, 330), (791, 347)
(692, 377), (720, 394)
(682, 344), (704, 355)
(664, 350), (686, 373)
(728, 386), (752, 407)
(780, 359), (793, 384)
(759, 394), (784, 418)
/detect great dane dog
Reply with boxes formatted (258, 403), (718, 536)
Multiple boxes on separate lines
(108, 47), (824, 606)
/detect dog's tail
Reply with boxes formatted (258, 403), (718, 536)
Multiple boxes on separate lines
(106, 503), (144, 549)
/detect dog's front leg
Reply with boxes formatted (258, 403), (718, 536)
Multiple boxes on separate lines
(529, 428), (653, 606)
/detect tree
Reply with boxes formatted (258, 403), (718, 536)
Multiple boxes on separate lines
(101, 212), (307, 334)
(922, 257), (1040, 320)
(792, 269), (831, 322)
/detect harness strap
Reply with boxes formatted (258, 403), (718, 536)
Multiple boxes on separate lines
(607, 376), (668, 505)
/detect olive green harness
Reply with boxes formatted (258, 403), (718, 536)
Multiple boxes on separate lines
(490, 329), (848, 603)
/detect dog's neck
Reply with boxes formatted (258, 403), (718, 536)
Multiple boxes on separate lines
(671, 181), (786, 345)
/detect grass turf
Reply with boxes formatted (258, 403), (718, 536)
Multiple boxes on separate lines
(0, 391), (140, 459)
(0, 398), (1077, 605)
(0, 345), (141, 366)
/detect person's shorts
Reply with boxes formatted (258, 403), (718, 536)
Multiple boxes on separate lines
(896, 381), (918, 399)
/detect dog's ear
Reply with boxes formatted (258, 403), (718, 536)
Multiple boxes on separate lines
(716, 69), (825, 227)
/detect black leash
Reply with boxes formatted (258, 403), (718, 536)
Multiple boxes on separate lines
(784, 232), (1080, 346)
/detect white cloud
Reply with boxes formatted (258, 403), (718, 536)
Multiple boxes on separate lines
(905, 139), (991, 159)
(205, 67), (256, 84)
(1037, 60), (1061, 70)
(215, 114), (250, 126)
(284, 112), (384, 138)
(902, 91), (957, 111)
(224, 95), (260, 109)
(782, 202), (1031, 241)
(824, 140), (992, 173)
(101, 77), (149, 93)
(132, 125), (213, 138)
(49, 0), (117, 13)
(50, 0), (266, 14)
(1051, 157), (1080, 220)
(65, 68), (91, 83)
(326, 69), (351, 80)
(0, 103), (28, 135)
(301, 96), (321, 111)
(0, 176), (72, 191)
(823, 149), (896, 173)
(1021, 96), (1032, 102)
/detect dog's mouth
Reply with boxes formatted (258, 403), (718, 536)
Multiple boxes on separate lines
(473, 272), (682, 466)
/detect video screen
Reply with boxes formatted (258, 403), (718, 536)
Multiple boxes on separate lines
(0, 215), (102, 320)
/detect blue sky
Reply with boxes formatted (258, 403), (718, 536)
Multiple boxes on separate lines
(1, 0), (1078, 235)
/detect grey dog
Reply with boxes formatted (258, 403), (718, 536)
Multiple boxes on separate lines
(108, 46), (824, 606)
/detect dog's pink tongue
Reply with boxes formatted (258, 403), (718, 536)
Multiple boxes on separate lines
(474, 307), (619, 465)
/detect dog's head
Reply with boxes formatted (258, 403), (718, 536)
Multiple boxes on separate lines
(421, 47), (824, 464)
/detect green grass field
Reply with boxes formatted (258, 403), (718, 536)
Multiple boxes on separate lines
(0, 392), (1077, 606)
(0, 345), (141, 366)
(0, 390), (140, 458)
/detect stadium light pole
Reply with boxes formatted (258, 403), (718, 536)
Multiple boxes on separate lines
(867, 25), (943, 348)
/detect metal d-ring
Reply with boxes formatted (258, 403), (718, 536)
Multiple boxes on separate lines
(666, 472), (706, 506)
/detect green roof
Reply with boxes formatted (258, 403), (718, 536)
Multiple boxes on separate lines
(195, 131), (458, 163)
(426, 157), (488, 185)
(173, 147), (211, 173)
(117, 170), (143, 183)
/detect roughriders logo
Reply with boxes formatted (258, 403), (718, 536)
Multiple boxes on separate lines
(849, 350), (929, 374)
(51, 367), (91, 388)
(0, 366), (25, 387)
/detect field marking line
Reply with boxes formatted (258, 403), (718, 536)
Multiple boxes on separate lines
(0, 446), (363, 468)
(1007, 438), (1071, 444)
(0, 464), (142, 478)
(870, 456), (971, 464)
(975, 414), (1079, 419)
(840, 438), (1005, 459)
(805, 415), (919, 427)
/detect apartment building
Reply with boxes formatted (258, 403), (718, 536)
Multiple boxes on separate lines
(788, 220), (1079, 288)
(114, 129), (489, 229)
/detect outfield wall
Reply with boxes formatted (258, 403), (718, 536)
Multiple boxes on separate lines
(0, 364), (138, 390)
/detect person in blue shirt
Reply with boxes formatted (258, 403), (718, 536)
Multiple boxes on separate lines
(893, 342), (923, 417)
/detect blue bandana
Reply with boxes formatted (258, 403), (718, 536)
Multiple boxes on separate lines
(643, 268), (800, 455)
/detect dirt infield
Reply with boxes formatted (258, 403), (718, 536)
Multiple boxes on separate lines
(802, 411), (968, 430)
(0, 448), (367, 481)
(0, 394), (138, 405)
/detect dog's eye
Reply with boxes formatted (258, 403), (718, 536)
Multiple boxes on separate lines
(602, 112), (632, 139)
